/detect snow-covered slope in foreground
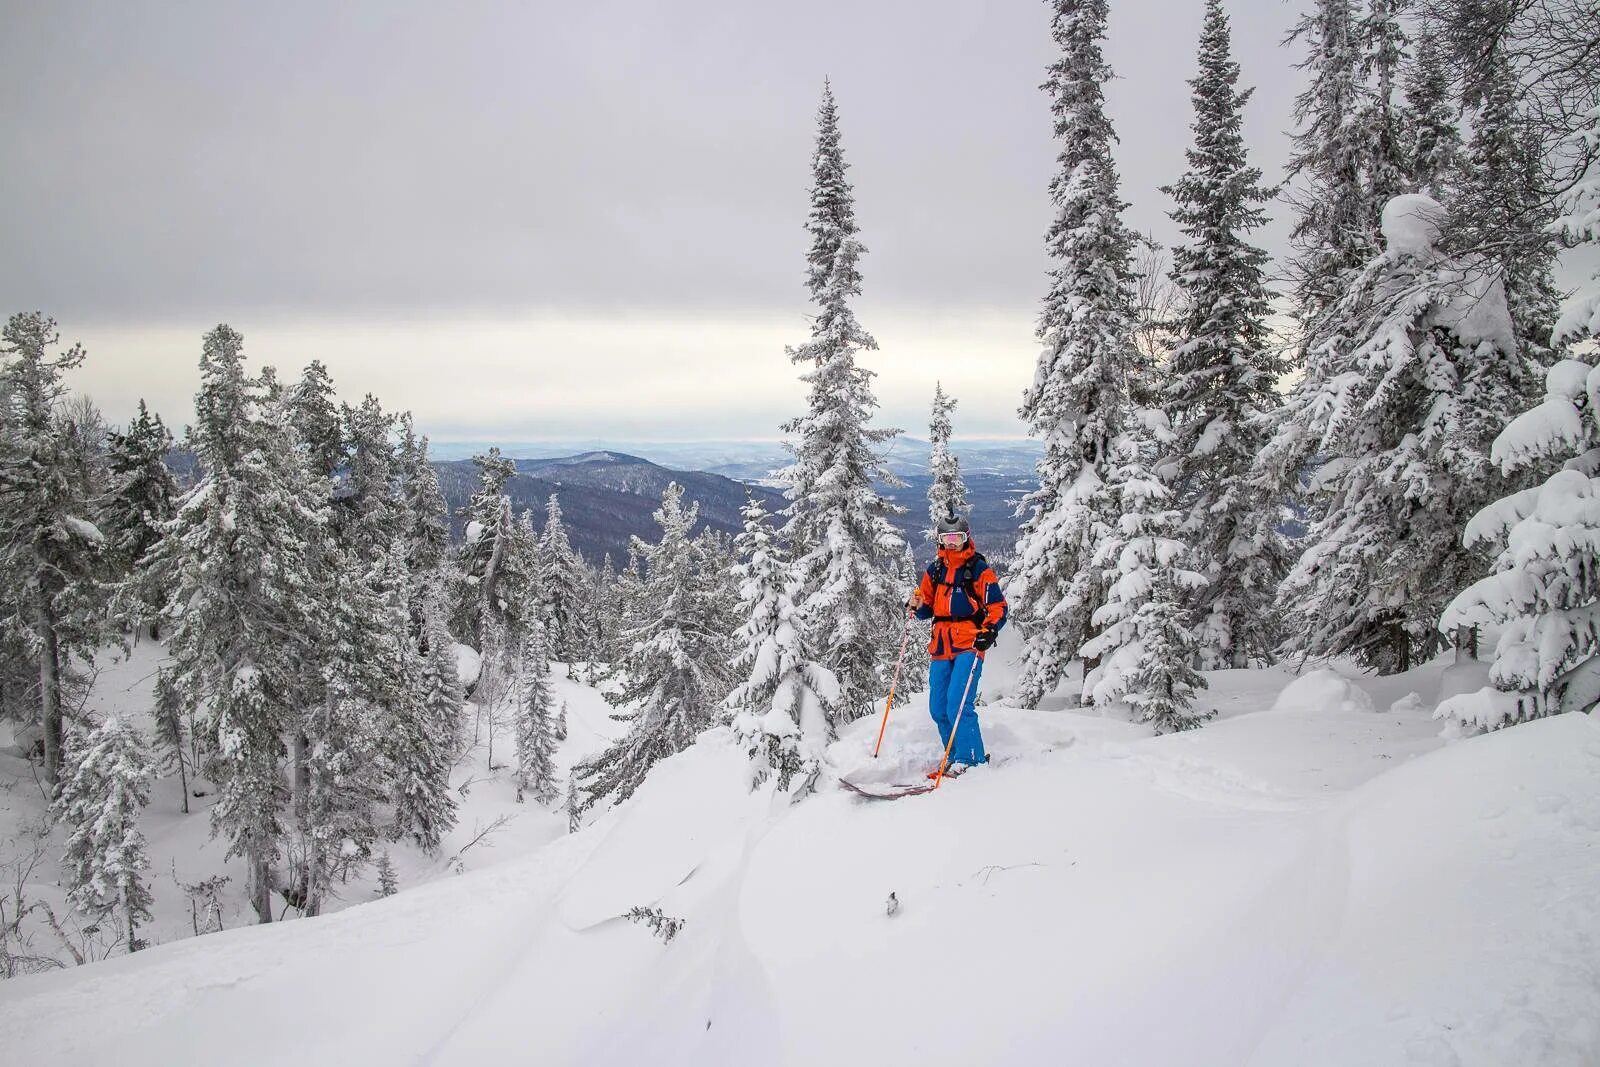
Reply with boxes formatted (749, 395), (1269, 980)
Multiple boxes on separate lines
(3, 686), (1598, 1066)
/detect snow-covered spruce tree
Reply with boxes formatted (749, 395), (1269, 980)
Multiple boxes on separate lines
(894, 543), (931, 694)
(1010, 0), (1142, 708)
(1432, 108), (1600, 729)
(1402, 32), (1461, 196)
(573, 484), (723, 810)
(413, 586), (466, 798)
(1354, 0), (1412, 215)
(287, 359), (345, 482)
(382, 545), (459, 853)
(926, 382), (970, 542)
(376, 852), (398, 897)
(103, 399), (178, 580)
(595, 548), (645, 682)
(277, 394), (397, 918)
(592, 552), (621, 670)
(145, 324), (329, 922)
(1552, 106), (1599, 346)
(0, 312), (107, 788)
(514, 622), (559, 805)
(1079, 426), (1210, 731)
(1284, 0), (1392, 322)
(339, 393), (399, 559)
(1452, 45), (1566, 372)
(453, 448), (517, 644)
(54, 714), (154, 953)
(1438, 358), (1600, 728)
(1277, 0), (1425, 404)
(536, 494), (590, 662)
(779, 82), (906, 729)
(692, 526), (742, 701)
(396, 414), (448, 579)
(151, 666), (192, 813)
(57, 392), (112, 518)
(726, 496), (837, 792)
(1266, 195), (1537, 671)
(1159, 0), (1288, 669)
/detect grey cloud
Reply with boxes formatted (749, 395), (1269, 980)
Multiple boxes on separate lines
(1, 0), (1309, 323)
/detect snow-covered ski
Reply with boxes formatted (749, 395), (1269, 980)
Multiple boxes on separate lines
(837, 776), (940, 800)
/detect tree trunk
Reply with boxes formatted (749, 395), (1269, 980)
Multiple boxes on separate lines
(292, 732), (310, 820)
(1392, 623), (1411, 674)
(1230, 614), (1248, 670)
(175, 744), (190, 815)
(249, 850), (273, 924)
(37, 604), (62, 789)
(304, 834), (324, 918)
(1455, 624), (1478, 663)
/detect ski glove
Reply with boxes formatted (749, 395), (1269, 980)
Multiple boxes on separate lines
(973, 626), (998, 652)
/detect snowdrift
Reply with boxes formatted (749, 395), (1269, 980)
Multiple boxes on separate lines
(2, 678), (1597, 1066)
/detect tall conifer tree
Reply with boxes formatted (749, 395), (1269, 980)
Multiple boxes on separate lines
(1268, 196), (1536, 670)
(573, 484), (724, 809)
(727, 496), (836, 791)
(926, 382), (970, 541)
(104, 399), (178, 578)
(1010, 0), (1142, 708)
(146, 325), (329, 921)
(779, 83), (905, 727)
(514, 622), (560, 805)
(54, 714), (155, 953)
(1403, 33), (1461, 195)
(1161, 0), (1287, 668)
(0, 313), (106, 788)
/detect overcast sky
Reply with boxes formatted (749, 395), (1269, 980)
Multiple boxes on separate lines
(6, 0), (1319, 441)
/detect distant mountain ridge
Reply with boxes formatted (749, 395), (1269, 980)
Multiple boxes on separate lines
(436, 453), (1029, 567)
(426, 438), (1042, 481)
(433, 450), (784, 565)
(167, 444), (1029, 566)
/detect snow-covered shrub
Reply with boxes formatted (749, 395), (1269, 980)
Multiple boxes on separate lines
(1264, 193), (1538, 673)
(1439, 358), (1600, 730)
(53, 715), (154, 954)
(726, 496), (837, 792)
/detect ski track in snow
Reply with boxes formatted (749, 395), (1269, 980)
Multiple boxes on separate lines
(3, 651), (1600, 1065)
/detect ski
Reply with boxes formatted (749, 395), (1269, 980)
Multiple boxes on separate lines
(837, 777), (939, 800)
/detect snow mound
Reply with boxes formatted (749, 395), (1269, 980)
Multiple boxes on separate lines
(1381, 193), (1445, 256)
(4, 673), (1597, 1066)
(556, 730), (756, 930)
(1388, 692), (1429, 715)
(451, 642), (481, 688)
(1251, 713), (1600, 1065)
(1270, 669), (1376, 714)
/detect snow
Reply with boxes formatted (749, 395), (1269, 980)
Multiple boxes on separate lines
(1269, 668), (1376, 715)
(3, 648), (1598, 1066)
(62, 515), (104, 544)
(450, 642), (481, 689)
(1380, 193), (1445, 257)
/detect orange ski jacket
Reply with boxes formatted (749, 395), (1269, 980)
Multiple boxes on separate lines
(912, 543), (1007, 660)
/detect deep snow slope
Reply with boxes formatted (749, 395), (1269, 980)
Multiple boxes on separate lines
(2, 665), (1598, 1067)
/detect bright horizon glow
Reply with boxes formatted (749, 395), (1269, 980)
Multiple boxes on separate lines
(60, 306), (1042, 442)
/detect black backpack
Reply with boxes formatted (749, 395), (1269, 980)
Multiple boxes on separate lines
(930, 553), (987, 621)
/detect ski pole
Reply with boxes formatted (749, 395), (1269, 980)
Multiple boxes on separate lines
(932, 651), (982, 789)
(872, 607), (916, 758)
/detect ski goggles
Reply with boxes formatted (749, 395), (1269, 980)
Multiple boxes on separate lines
(938, 531), (968, 547)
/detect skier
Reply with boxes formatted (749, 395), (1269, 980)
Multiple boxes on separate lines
(908, 513), (1007, 776)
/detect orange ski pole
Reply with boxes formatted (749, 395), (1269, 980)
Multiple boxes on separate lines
(932, 652), (982, 789)
(872, 608), (916, 758)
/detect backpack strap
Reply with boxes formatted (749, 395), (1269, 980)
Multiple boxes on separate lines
(931, 553), (988, 622)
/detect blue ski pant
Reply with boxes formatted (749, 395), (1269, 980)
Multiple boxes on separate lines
(929, 652), (986, 766)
